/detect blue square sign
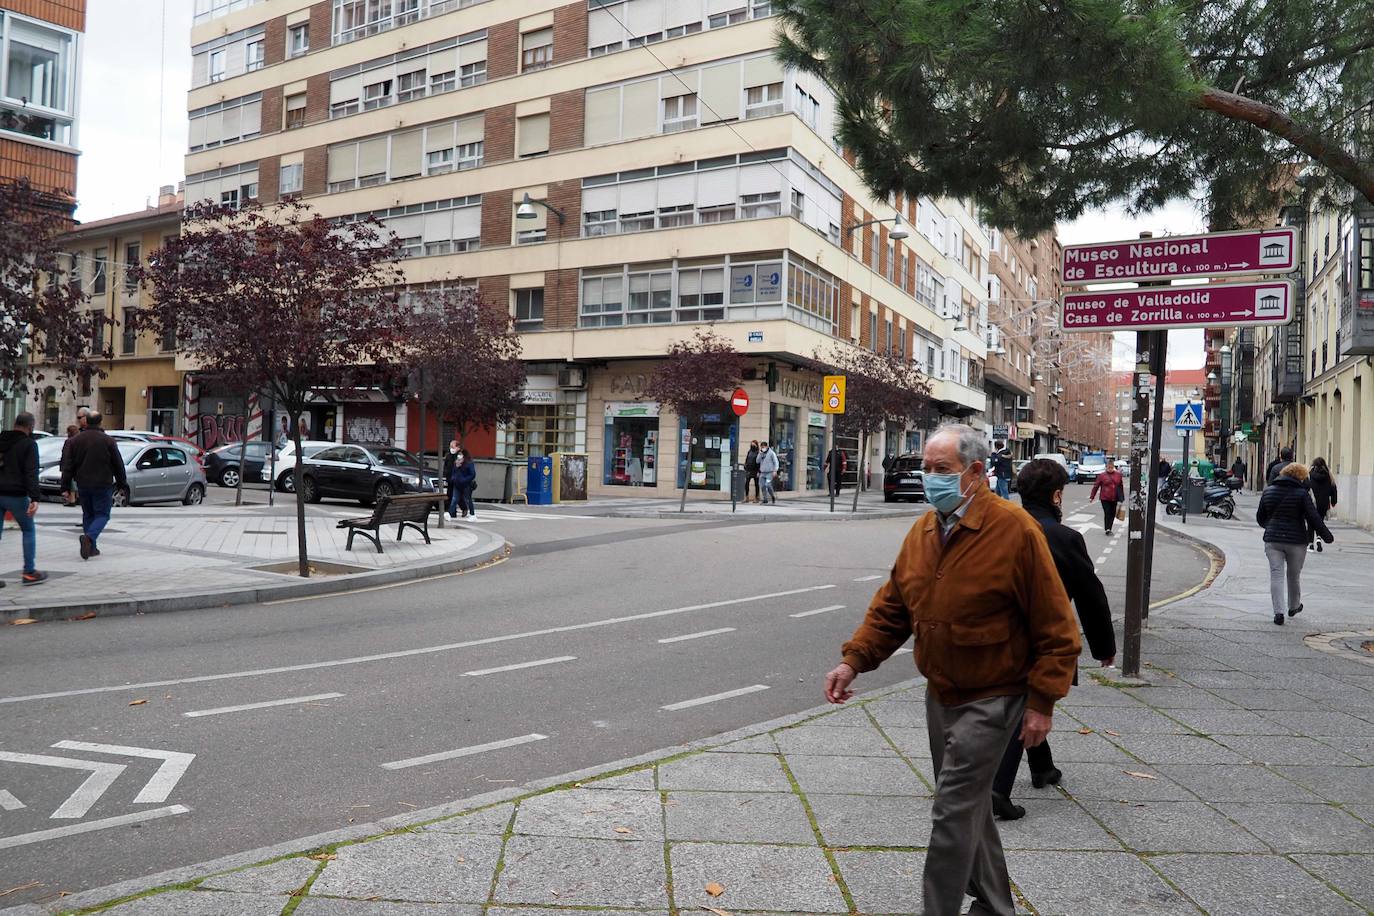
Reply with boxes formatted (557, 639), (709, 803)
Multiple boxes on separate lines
(1174, 403), (1203, 430)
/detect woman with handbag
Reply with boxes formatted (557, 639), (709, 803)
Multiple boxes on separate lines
(1089, 462), (1124, 534)
(1257, 462), (1333, 624)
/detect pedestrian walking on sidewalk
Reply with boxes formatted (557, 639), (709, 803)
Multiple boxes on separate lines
(991, 444), (1013, 499)
(1257, 462), (1333, 626)
(1266, 447), (1294, 484)
(758, 441), (779, 504)
(59, 412), (127, 560)
(744, 440), (761, 503)
(0, 412), (48, 586)
(824, 424), (1080, 916)
(1230, 456), (1248, 489)
(991, 459), (1114, 820)
(1089, 461), (1124, 534)
(1307, 457), (1337, 553)
(823, 445), (846, 497)
(454, 448), (477, 519)
(443, 440), (461, 518)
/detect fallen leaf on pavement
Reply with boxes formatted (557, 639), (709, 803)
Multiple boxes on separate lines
(9, 619), (37, 626)
(705, 882), (726, 897)
(614, 827), (633, 834)
(0, 882), (41, 898)
(702, 907), (732, 916)
(1124, 771), (1157, 780)
(1105, 730), (1121, 737)
(1077, 727), (1093, 734)
(74, 612), (97, 621)
(128, 699), (147, 707)
(306, 854), (336, 862)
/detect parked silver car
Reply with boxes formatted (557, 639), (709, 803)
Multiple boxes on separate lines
(39, 441), (207, 506)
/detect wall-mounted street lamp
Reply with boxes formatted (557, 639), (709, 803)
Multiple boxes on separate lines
(515, 192), (566, 224)
(845, 212), (909, 241)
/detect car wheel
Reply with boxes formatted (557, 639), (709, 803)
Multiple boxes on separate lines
(302, 476), (322, 503)
(112, 487), (131, 508)
(219, 467), (240, 488)
(278, 472), (295, 493)
(374, 480), (396, 503)
(183, 483), (205, 506)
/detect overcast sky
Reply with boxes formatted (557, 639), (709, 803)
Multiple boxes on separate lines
(72, 0), (1205, 370)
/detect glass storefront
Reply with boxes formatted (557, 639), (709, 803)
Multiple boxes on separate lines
(508, 400), (578, 459)
(769, 403), (798, 491)
(677, 412), (734, 491)
(806, 410), (826, 490)
(604, 402), (660, 487)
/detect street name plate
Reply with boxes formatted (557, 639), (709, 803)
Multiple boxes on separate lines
(1060, 280), (1294, 333)
(1061, 227), (1297, 284)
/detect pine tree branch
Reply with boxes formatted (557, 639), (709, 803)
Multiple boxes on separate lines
(1243, 35), (1374, 90)
(1193, 86), (1374, 205)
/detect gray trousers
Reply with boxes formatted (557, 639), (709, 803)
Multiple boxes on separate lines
(1265, 542), (1307, 615)
(923, 691), (1026, 916)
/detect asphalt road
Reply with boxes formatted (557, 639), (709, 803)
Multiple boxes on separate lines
(0, 487), (1211, 906)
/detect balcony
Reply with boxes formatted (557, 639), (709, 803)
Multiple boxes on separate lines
(1204, 384), (1220, 402)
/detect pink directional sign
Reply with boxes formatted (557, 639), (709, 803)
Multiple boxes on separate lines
(1061, 280), (1294, 333)
(1062, 227), (1298, 284)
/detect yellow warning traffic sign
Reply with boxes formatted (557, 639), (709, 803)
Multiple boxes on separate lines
(822, 375), (846, 414)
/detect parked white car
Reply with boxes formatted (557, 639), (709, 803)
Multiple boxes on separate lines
(261, 439), (336, 492)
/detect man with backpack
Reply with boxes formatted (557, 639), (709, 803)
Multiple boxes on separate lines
(0, 412), (48, 586)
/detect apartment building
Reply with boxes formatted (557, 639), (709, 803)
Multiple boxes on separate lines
(186, 0), (1018, 498)
(0, 0), (84, 424)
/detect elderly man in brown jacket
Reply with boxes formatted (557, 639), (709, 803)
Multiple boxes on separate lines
(825, 424), (1081, 916)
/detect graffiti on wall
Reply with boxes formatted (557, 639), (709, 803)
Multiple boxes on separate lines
(199, 414), (248, 450)
(346, 416), (392, 446)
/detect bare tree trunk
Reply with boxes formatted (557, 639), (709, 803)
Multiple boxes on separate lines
(233, 400), (249, 507)
(679, 424), (691, 513)
(290, 406), (309, 578)
(851, 430), (866, 514)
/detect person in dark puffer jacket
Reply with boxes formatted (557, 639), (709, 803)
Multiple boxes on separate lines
(1256, 463), (1333, 626)
(1307, 457), (1337, 552)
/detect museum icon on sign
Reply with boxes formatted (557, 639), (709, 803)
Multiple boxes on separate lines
(1255, 289), (1284, 316)
(1258, 234), (1292, 266)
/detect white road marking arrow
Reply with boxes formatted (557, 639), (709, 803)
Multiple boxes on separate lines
(51, 742), (195, 804)
(0, 788), (26, 811)
(0, 751), (126, 819)
(1071, 522), (1102, 534)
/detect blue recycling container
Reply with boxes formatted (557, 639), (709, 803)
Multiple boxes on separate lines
(527, 455), (553, 505)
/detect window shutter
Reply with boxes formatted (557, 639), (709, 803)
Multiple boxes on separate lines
(422, 211), (454, 243)
(327, 143), (358, 184)
(455, 116), (484, 145)
(658, 173), (695, 207)
(425, 122), (456, 153)
(427, 47), (457, 74)
(516, 113), (550, 156)
(452, 204), (481, 240)
(330, 73), (364, 105)
(738, 162), (782, 194)
(584, 87), (621, 145)
(387, 214), (424, 239)
(625, 0), (664, 36)
(389, 130), (423, 178)
(458, 39), (487, 65)
(666, 0), (704, 27)
(189, 114), (208, 148)
(356, 137), (388, 176)
(696, 168), (737, 206)
(698, 62), (740, 123)
(240, 100), (261, 134)
(523, 27), (552, 49)
(742, 56), (783, 89)
(201, 110), (225, 144)
(582, 184), (618, 213)
(618, 179), (657, 214)
(286, 93), (307, 113)
(588, 8), (626, 46)
(621, 80), (659, 138)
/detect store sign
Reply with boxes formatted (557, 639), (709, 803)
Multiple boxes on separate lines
(605, 401), (660, 419)
(523, 388), (556, 404)
(991, 424), (1010, 439)
(758, 269), (782, 300)
(808, 411), (826, 428)
(747, 330), (764, 343)
(779, 377), (821, 403)
(608, 374), (650, 396)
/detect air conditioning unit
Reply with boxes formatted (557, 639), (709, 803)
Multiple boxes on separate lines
(557, 366), (586, 389)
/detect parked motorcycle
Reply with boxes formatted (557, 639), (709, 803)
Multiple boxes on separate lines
(1164, 481), (1236, 519)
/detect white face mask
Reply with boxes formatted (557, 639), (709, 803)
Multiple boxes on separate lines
(449, 446), (458, 454)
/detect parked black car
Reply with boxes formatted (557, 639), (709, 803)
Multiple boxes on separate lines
(298, 444), (442, 505)
(882, 454), (926, 503)
(205, 440), (276, 488)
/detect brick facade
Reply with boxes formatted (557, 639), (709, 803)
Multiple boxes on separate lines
(260, 86), (284, 136)
(256, 156), (281, 204)
(549, 90), (584, 153)
(264, 15), (286, 67)
(477, 275), (509, 315)
(483, 104), (515, 164)
(480, 190), (512, 249)
(840, 197), (856, 256)
(544, 268), (580, 329)
(0, 137), (76, 196)
(551, 2), (587, 65)
(545, 178), (581, 241)
(1, 0), (84, 31)
(308, 1), (331, 53)
(305, 73), (331, 125)
(486, 21), (519, 81)
(302, 145), (327, 196)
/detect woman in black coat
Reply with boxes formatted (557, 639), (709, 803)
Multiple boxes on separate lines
(1307, 457), (1338, 552)
(991, 458), (1117, 820)
(1257, 463), (1333, 624)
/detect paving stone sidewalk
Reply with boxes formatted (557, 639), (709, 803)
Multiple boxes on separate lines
(22, 501), (1374, 916)
(0, 502), (505, 619)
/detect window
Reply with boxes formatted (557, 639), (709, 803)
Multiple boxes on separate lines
(740, 192), (781, 219)
(584, 209), (616, 236)
(619, 211), (654, 232)
(399, 236), (422, 258)
(397, 69), (426, 102)
(664, 22), (702, 38)
(456, 141), (483, 169)
(121, 309), (137, 355)
(161, 321), (177, 352)
(522, 28), (553, 72)
(246, 39), (265, 71)
(658, 204), (694, 229)
(289, 23), (309, 57)
(589, 41), (622, 56)
(516, 226), (547, 244)
(790, 188), (804, 220)
(663, 94), (698, 133)
(123, 243), (140, 294)
(91, 249), (107, 295)
(515, 288), (544, 326)
(886, 241), (895, 281)
(699, 203), (735, 223)
(279, 163), (303, 195)
(331, 98), (359, 118)
(793, 85), (820, 130)
(745, 82), (783, 119)
(627, 271), (673, 324)
(708, 7), (746, 27)
(431, 70), (456, 93)
(2, 16), (77, 143)
(460, 60), (486, 86)
(676, 268), (725, 322)
(363, 79), (392, 110)
(285, 93), (307, 129)
(517, 112), (550, 157)
(869, 311), (877, 351)
(427, 148), (454, 173)
(88, 313), (105, 352)
(209, 48), (226, 81)
(581, 274), (625, 327)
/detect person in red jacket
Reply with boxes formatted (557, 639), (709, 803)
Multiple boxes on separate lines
(1090, 462), (1125, 534)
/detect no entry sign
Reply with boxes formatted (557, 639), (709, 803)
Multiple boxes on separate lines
(1062, 227), (1297, 284)
(730, 388), (749, 416)
(1061, 280), (1294, 333)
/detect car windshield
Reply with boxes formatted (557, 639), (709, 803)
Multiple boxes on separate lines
(891, 457), (921, 472)
(117, 442), (143, 463)
(1081, 458), (1106, 467)
(376, 449), (421, 469)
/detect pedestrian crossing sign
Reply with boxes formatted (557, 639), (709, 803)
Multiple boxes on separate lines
(1174, 403), (1203, 430)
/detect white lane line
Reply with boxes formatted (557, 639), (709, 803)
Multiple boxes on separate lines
(1102, 547), (1113, 554)
(2, 584), (837, 705)
(658, 628), (736, 644)
(182, 693), (344, 718)
(463, 656), (575, 677)
(0, 751), (126, 819)
(0, 789), (25, 811)
(853, 575), (884, 582)
(1095, 556), (1107, 565)
(662, 685), (770, 711)
(789, 604), (847, 619)
(0, 805), (189, 851)
(50, 742), (195, 805)
(381, 733), (547, 770)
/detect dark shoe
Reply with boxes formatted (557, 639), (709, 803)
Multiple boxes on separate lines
(1288, 603), (1303, 618)
(21, 570), (48, 585)
(79, 534), (91, 560)
(449, 512), (457, 519)
(90, 543), (100, 557)
(1274, 613), (1285, 626)
(1316, 542), (1323, 552)
(1031, 767), (1062, 789)
(991, 793), (1025, 821)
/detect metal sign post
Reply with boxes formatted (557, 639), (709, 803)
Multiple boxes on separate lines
(822, 375), (846, 513)
(1139, 331), (1166, 619)
(1121, 344), (1157, 679)
(730, 388), (749, 514)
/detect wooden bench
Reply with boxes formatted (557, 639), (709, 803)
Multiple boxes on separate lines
(337, 492), (444, 554)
